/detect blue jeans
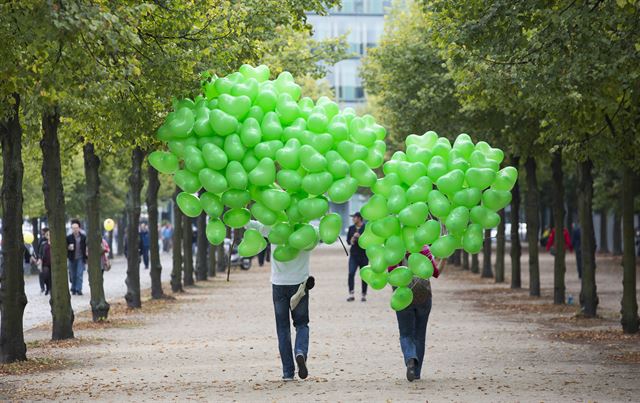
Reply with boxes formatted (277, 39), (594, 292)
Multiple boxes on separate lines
(348, 255), (368, 294)
(141, 247), (150, 269)
(272, 284), (309, 378)
(68, 258), (85, 293)
(395, 298), (432, 378)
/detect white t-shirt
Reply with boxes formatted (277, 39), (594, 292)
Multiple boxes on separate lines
(246, 221), (311, 286)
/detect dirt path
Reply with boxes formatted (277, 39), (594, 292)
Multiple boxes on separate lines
(2, 244), (639, 402)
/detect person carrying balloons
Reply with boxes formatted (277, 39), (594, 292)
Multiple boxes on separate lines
(246, 220), (315, 382)
(346, 212), (368, 302)
(389, 245), (442, 382)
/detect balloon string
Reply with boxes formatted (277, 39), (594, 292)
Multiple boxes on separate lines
(338, 236), (349, 256)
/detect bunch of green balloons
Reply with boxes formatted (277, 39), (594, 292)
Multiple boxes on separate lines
(358, 131), (518, 310)
(149, 64), (387, 261)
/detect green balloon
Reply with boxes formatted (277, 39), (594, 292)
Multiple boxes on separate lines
(465, 167), (497, 190)
(319, 213), (342, 244)
(254, 140), (284, 160)
(149, 151), (179, 174)
(200, 192), (223, 217)
(208, 109), (238, 136)
(470, 205), (501, 229)
(427, 190), (450, 219)
(492, 166), (518, 191)
(406, 144), (431, 165)
(218, 94), (251, 120)
(384, 235), (406, 266)
(240, 117), (262, 148)
(327, 177), (358, 204)
(462, 223), (483, 254)
(482, 189), (512, 211)
(402, 226), (422, 253)
(239, 64), (270, 83)
(261, 189), (291, 211)
(326, 151), (350, 180)
(261, 112), (284, 141)
(206, 218), (226, 245)
(369, 270), (389, 290)
(302, 172), (333, 196)
(223, 134), (246, 162)
(360, 266), (374, 284)
(388, 266), (413, 287)
(273, 244), (301, 262)
(231, 77), (259, 102)
(184, 146), (206, 173)
(398, 202), (429, 227)
(390, 286), (413, 311)
(282, 118), (306, 142)
(372, 173), (401, 198)
(202, 143), (229, 170)
(276, 93), (301, 125)
(277, 169), (303, 192)
(406, 177), (432, 204)
(269, 223), (294, 245)
(371, 216), (401, 239)
(415, 220), (441, 246)
(242, 150), (259, 172)
(358, 226), (386, 249)
(408, 253), (434, 279)
(289, 224), (317, 250)
(249, 158), (276, 186)
(298, 197), (329, 220)
(387, 185), (408, 214)
(199, 168), (228, 194)
(350, 160), (377, 187)
(225, 161), (248, 190)
(275, 138), (301, 170)
(328, 115), (349, 143)
(174, 169), (202, 194)
(337, 141), (368, 163)
(223, 208), (251, 228)
(307, 108), (329, 133)
(427, 156), (449, 182)
(198, 135), (224, 149)
(361, 194), (389, 221)
(300, 145), (328, 173)
(452, 188), (482, 209)
(176, 192), (202, 218)
(249, 203), (278, 226)
(247, 105), (265, 123)
(221, 189), (250, 208)
(383, 159), (402, 176)
(168, 137), (197, 159)
(166, 107), (194, 139)
(238, 229), (267, 257)
(398, 161), (428, 186)
(436, 169), (465, 196)
(445, 206), (470, 235)
(430, 235), (458, 258)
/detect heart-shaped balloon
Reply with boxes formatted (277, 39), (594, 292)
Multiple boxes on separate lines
(177, 193), (202, 218)
(466, 168), (497, 190)
(389, 266), (413, 287)
(361, 194), (389, 221)
(206, 218), (226, 245)
(238, 229), (267, 257)
(208, 109), (238, 136)
(223, 208), (251, 228)
(482, 189), (512, 211)
(250, 202), (278, 225)
(408, 253), (434, 279)
(239, 64), (270, 82)
(319, 213), (342, 244)
(298, 197), (329, 220)
(149, 151), (179, 174)
(200, 192), (223, 217)
(371, 215), (401, 239)
(328, 177), (358, 204)
(415, 220), (441, 246)
(390, 286), (413, 311)
(174, 170), (202, 194)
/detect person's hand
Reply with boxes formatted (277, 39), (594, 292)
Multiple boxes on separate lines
(68, 244), (74, 251)
(438, 258), (447, 271)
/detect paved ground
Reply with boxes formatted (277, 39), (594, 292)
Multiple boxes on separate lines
(22, 253), (173, 329)
(2, 244), (639, 402)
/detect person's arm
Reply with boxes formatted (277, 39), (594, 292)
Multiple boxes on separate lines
(346, 226), (354, 245)
(246, 220), (270, 237)
(564, 229), (573, 252)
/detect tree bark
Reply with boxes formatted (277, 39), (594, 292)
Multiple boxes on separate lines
(107, 229), (114, 259)
(183, 215), (195, 286)
(147, 165), (164, 299)
(495, 209), (505, 283)
(551, 151), (566, 304)
(124, 147), (143, 308)
(471, 253), (479, 274)
(41, 106), (74, 340)
(525, 157), (540, 297)
(453, 250), (461, 267)
(599, 209), (609, 254)
(510, 156), (521, 289)
(116, 211), (126, 256)
(216, 243), (226, 273)
(196, 212), (208, 281)
(171, 188), (183, 292)
(613, 209), (622, 255)
(0, 93), (28, 362)
(481, 229), (493, 278)
(83, 143), (110, 321)
(462, 251), (469, 270)
(208, 243), (217, 278)
(620, 167), (638, 333)
(578, 159), (598, 317)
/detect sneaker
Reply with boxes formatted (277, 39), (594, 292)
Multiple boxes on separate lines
(406, 358), (417, 382)
(347, 294), (355, 302)
(282, 377), (295, 382)
(295, 354), (308, 380)
(361, 295), (367, 302)
(76, 291), (83, 296)
(44, 290), (49, 296)
(71, 290), (77, 295)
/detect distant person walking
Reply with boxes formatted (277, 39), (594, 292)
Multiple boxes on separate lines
(346, 212), (368, 302)
(139, 222), (150, 270)
(66, 219), (87, 295)
(36, 228), (48, 293)
(37, 228), (52, 295)
(546, 227), (573, 256)
(161, 222), (173, 253)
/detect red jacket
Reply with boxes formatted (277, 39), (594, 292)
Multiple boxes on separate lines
(546, 228), (573, 252)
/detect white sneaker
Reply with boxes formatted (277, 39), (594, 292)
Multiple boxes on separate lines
(283, 377), (295, 382)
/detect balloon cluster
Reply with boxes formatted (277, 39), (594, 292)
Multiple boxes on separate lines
(149, 65), (387, 261)
(358, 132), (517, 310)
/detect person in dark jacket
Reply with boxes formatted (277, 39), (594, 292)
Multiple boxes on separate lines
(139, 222), (150, 270)
(66, 219), (87, 295)
(36, 228), (48, 293)
(37, 228), (52, 295)
(346, 212), (368, 302)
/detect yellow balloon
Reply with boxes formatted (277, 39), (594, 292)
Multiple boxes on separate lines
(104, 218), (115, 231)
(23, 231), (34, 244)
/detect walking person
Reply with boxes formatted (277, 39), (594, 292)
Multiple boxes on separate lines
(139, 222), (150, 270)
(390, 245), (442, 382)
(161, 222), (173, 253)
(346, 212), (368, 302)
(66, 219), (87, 295)
(36, 228), (48, 293)
(247, 220), (314, 381)
(37, 228), (52, 295)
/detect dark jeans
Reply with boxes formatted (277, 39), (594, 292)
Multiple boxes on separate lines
(67, 258), (85, 293)
(40, 266), (51, 292)
(395, 298), (432, 378)
(141, 247), (149, 269)
(272, 283), (309, 378)
(258, 240), (271, 266)
(348, 255), (368, 294)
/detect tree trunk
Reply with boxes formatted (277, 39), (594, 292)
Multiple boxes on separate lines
(620, 167), (638, 333)
(124, 147), (143, 308)
(196, 212), (208, 281)
(216, 243), (226, 273)
(83, 143), (110, 321)
(510, 156), (521, 289)
(41, 106), (74, 340)
(116, 211), (126, 256)
(208, 243), (217, 278)
(453, 250), (461, 267)
(599, 209), (609, 253)
(0, 93), (28, 362)
(147, 165), (164, 299)
(171, 188), (183, 292)
(183, 215), (195, 286)
(471, 253), (479, 274)
(578, 159), (598, 317)
(107, 229), (114, 259)
(613, 209), (622, 255)
(495, 209), (505, 283)
(551, 151), (566, 305)
(525, 157), (540, 297)
(481, 229), (493, 278)
(462, 251), (469, 270)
